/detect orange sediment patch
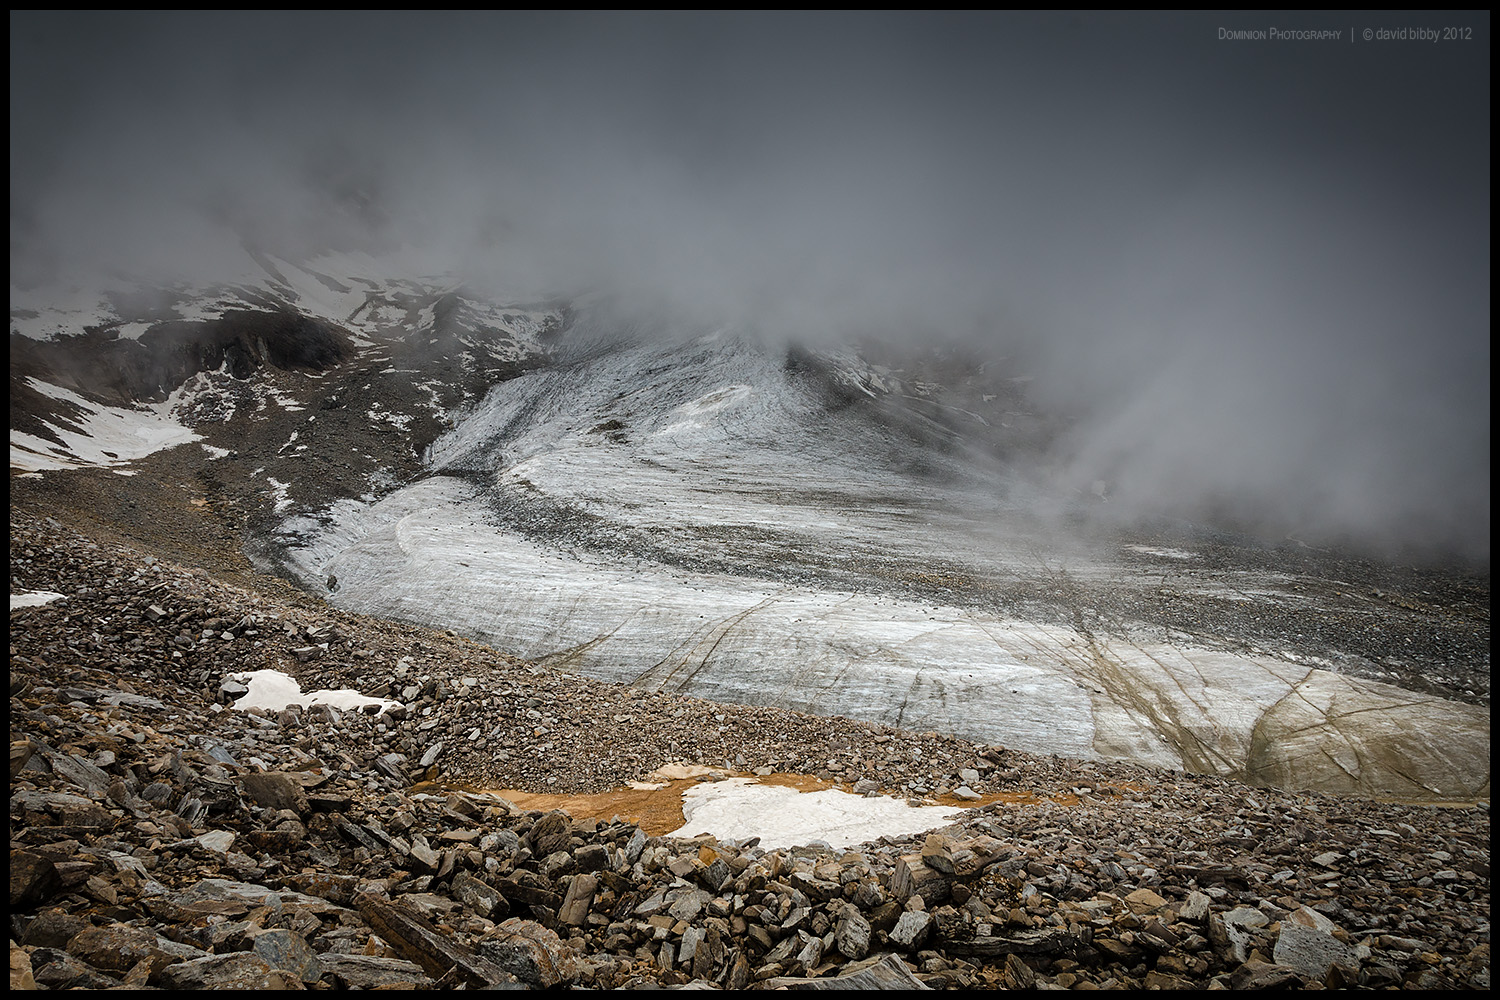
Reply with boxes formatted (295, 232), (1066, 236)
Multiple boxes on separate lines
(937, 789), (1081, 808)
(491, 778), (703, 836)
(746, 772), (837, 794)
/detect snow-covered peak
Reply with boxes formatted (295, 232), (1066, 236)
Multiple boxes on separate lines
(10, 247), (561, 356)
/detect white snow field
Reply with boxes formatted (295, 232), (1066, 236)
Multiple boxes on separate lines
(10, 590), (67, 610)
(9, 378), (202, 472)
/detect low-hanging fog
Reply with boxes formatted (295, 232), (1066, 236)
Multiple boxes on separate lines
(10, 12), (1490, 562)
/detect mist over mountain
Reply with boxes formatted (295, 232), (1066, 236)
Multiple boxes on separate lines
(10, 11), (1490, 561)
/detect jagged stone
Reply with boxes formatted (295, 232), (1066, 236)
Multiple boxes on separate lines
(891, 856), (951, 906)
(175, 877), (284, 908)
(357, 893), (515, 987)
(692, 924), (728, 981)
(10, 942), (37, 991)
(1225, 959), (1304, 990)
(252, 928), (323, 983)
(407, 833), (440, 872)
(306, 790), (352, 813)
(757, 952), (931, 989)
(1273, 922), (1365, 980)
(28, 947), (122, 990)
(317, 953), (434, 989)
(1179, 889), (1211, 923)
(281, 872), (362, 905)
(1285, 904), (1336, 933)
(1123, 887), (1169, 914)
(945, 926), (1080, 959)
(66, 924), (198, 973)
(495, 873), (562, 910)
(186, 829), (236, 853)
(1209, 906), (1269, 964)
(11, 740), (37, 779)
(241, 772), (312, 816)
(40, 747), (112, 796)
(559, 872), (597, 925)
(1001, 952), (1035, 988)
(452, 870), (509, 919)
(527, 811), (572, 856)
(477, 918), (582, 987)
(793, 934), (823, 972)
(1144, 969), (1194, 989)
(575, 842), (611, 872)
(668, 886), (713, 921)
(835, 907), (872, 960)
(158, 953), (297, 989)
(18, 908), (90, 948)
(920, 834), (956, 874)
(374, 753), (408, 781)
(625, 827), (649, 863)
(10, 850), (60, 907)
(680, 925), (706, 966)
(890, 910), (933, 949)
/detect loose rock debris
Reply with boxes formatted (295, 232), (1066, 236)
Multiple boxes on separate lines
(8, 513), (1490, 989)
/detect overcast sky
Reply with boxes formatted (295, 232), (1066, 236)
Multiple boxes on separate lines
(9, 12), (1490, 559)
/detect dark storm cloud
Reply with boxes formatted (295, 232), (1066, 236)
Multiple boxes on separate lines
(10, 11), (1490, 559)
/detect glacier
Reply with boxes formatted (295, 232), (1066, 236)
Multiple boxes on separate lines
(268, 329), (1489, 802)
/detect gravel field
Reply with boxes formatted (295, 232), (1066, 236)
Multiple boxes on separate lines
(9, 502), (1490, 989)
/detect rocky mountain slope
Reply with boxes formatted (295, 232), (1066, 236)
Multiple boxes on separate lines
(10, 261), (1490, 988)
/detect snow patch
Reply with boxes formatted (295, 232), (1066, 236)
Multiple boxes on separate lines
(10, 378), (200, 472)
(269, 388), (304, 412)
(265, 478), (293, 512)
(10, 590), (66, 610)
(669, 778), (966, 850)
(228, 668), (400, 715)
(10, 284), (118, 341)
(367, 408), (413, 432)
(115, 321), (155, 341)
